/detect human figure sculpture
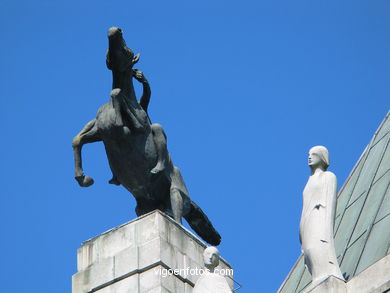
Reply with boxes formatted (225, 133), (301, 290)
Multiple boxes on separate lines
(72, 27), (221, 245)
(193, 247), (232, 293)
(108, 69), (167, 185)
(299, 146), (345, 285)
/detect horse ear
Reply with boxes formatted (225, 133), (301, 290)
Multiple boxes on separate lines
(133, 53), (140, 64)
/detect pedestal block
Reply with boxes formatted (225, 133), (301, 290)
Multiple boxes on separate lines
(302, 276), (346, 293)
(72, 210), (233, 293)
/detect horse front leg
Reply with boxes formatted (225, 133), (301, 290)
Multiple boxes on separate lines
(72, 118), (101, 187)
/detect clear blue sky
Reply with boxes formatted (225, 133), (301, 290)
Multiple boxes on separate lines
(1, 0), (389, 292)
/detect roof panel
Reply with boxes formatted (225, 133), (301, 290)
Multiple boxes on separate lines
(335, 156), (366, 230)
(372, 112), (390, 145)
(355, 214), (390, 275)
(334, 193), (366, 258)
(373, 137), (390, 183)
(375, 177), (390, 222)
(349, 137), (387, 203)
(339, 232), (367, 281)
(349, 172), (390, 245)
(279, 257), (305, 293)
(296, 268), (311, 293)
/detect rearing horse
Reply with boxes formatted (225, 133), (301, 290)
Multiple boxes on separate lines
(72, 27), (221, 246)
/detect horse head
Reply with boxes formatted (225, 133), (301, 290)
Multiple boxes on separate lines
(106, 27), (140, 73)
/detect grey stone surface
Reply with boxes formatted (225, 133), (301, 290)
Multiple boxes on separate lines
(298, 255), (390, 293)
(94, 275), (138, 293)
(346, 254), (390, 293)
(302, 276), (347, 293)
(72, 256), (115, 293)
(72, 210), (233, 293)
(72, 27), (220, 245)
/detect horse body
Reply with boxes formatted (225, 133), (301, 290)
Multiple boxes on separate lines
(72, 27), (221, 245)
(97, 102), (156, 200)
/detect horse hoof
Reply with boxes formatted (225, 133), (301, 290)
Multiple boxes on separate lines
(109, 178), (120, 185)
(75, 175), (94, 187)
(83, 176), (94, 187)
(122, 126), (131, 135)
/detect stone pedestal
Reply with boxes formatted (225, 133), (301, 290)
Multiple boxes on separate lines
(72, 210), (233, 293)
(302, 276), (347, 293)
(346, 254), (390, 293)
(299, 255), (390, 293)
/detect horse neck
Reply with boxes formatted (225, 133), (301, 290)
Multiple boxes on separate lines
(112, 70), (136, 102)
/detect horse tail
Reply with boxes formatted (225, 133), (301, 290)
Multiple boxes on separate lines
(184, 200), (221, 246)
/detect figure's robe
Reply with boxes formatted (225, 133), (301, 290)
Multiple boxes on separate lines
(193, 272), (232, 293)
(299, 171), (344, 284)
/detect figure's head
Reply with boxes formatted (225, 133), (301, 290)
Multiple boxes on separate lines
(308, 146), (329, 170)
(106, 27), (140, 72)
(203, 246), (220, 270)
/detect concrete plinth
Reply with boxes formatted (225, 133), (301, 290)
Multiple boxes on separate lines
(346, 254), (390, 293)
(299, 255), (390, 293)
(72, 210), (233, 293)
(302, 276), (347, 293)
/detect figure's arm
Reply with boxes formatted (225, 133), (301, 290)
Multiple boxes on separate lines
(133, 69), (151, 113)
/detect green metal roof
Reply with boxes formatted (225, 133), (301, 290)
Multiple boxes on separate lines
(279, 111), (390, 293)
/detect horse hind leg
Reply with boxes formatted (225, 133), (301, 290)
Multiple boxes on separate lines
(170, 187), (184, 223)
(150, 123), (170, 175)
(135, 200), (156, 217)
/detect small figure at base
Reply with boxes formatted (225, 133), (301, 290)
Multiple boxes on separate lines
(193, 246), (232, 293)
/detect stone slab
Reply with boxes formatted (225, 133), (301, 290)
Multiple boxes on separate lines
(302, 276), (347, 293)
(346, 253), (390, 293)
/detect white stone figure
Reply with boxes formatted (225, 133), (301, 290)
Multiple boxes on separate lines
(299, 146), (345, 285)
(193, 246), (232, 293)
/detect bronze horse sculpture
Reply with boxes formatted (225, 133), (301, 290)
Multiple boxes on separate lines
(72, 27), (221, 245)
